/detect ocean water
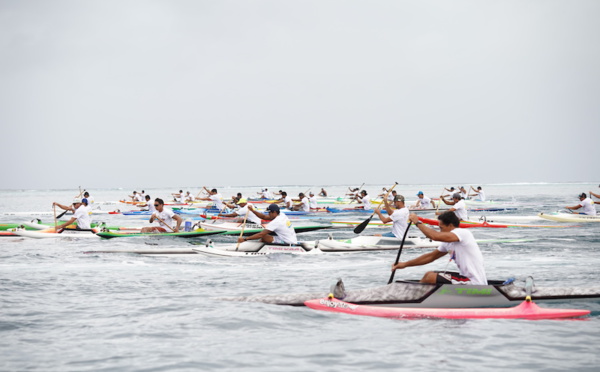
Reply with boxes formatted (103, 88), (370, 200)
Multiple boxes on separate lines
(1, 183), (599, 371)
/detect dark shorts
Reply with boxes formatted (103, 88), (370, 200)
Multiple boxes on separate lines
(435, 271), (471, 284)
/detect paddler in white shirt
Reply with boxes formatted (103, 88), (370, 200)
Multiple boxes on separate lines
(130, 191), (144, 203)
(237, 204), (298, 245)
(52, 198), (92, 230)
(459, 186), (468, 200)
(184, 191), (195, 202)
(439, 193), (468, 221)
(82, 191), (94, 205)
(274, 191), (293, 210)
(379, 188), (396, 202)
(218, 198), (263, 225)
(355, 190), (372, 210)
(392, 212), (487, 285)
(442, 187), (456, 198)
(197, 187), (226, 211)
(374, 194), (409, 238)
(469, 186), (486, 201)
(141, 198), (183, 233)
(566, 193), (597, 215)
(292, 193), (311, 212)
(257, 188), (273, 199)
(308, 192), (319, 211)
(413, 191), (436, 210)
(137, 195), (156, 213)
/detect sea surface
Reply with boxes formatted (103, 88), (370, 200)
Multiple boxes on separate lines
(1, 183), (599, 371)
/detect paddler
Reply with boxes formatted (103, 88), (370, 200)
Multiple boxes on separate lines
(391, 211), (487, 285)
(319, 188), (328, 197)
(197, 187), (225, 211)
(218, 199), (263, 225)
(237, 204), (298, 244)
(137, 195), (156, 213)
(184, 191), (195, 202)
(129, 191), (143, 203)
(378, 188), (396, 202)
(439, 193), (468, 221)
(292, 193), (310, 212)
(459, 186), (468, 199)
(374, 194), (408, 238)
(257, 188), (273, 199)
(224, 193), (243, 209)
(469, 186), (486, 201)
(565, 193), (597, 215)
(412, 191), (436, 210)
(442, 187), (456, 198)
(82, 191), (94, 205)
(171, 190), (185, 203)
(308, 192), (319, 211)
(274, 191), (293, 210)
(355, 190), (372, 210)
(52, 198), (92, 230)
(141, 198), (183, 233)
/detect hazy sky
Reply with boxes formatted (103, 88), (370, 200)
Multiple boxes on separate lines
(1, 0), (598, 190)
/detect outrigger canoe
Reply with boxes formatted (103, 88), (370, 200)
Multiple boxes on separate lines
(311, 235), (535, 252)
(538, 212), (600, 223)
(12, 227), (100, 238)
(198, 221), (333, 236)
(225, 277), (600, 309)
(192, 241), (322, 257)
(304, 297), (589, 320)
(95, 229), (227, 239)
(417, 217), (572, 229)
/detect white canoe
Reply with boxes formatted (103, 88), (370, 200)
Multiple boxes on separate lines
(538, 212), (600, 223)
(192, 241), (322, 257)
(198, 221), (264, 231)
(313, 235), (440, 252)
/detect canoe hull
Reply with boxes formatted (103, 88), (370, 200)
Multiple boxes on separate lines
(305, 298), (590, 320)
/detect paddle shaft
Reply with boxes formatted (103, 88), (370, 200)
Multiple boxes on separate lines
(53, 205), (58, 230)
(388, 221), (413, 284)
(348, 183), (365, 204)
(235, 207), (251, 251)
(153, 215), (175, 232)
(353, 182), (398, 234)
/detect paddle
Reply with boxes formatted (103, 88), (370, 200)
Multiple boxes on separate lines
(75, 186), (84, 199)
(348, 183), (365, 204)
(53, 205), (58, 231)
(235, 206), (251, 251)
(388, 222), (413, 284)
(353, 182), (398, 234)
(56, 207), (71, 219)
(154, 215), (175, 232)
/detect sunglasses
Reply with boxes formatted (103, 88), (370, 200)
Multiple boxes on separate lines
(154, 204), (160, 207)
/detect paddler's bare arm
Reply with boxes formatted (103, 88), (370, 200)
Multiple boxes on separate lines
(237, 229), (270, 243)
(392, 249), (447, 271)
(408, 214), (460, 242)
(173, 215), (183, 232)
(53, 202), (73, 212)
(246, 205), (270, 220)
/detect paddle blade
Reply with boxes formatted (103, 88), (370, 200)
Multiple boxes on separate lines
(353, 216), (372, 234)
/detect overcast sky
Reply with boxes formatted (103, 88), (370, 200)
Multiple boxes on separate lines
(1, 0), (598, 190)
